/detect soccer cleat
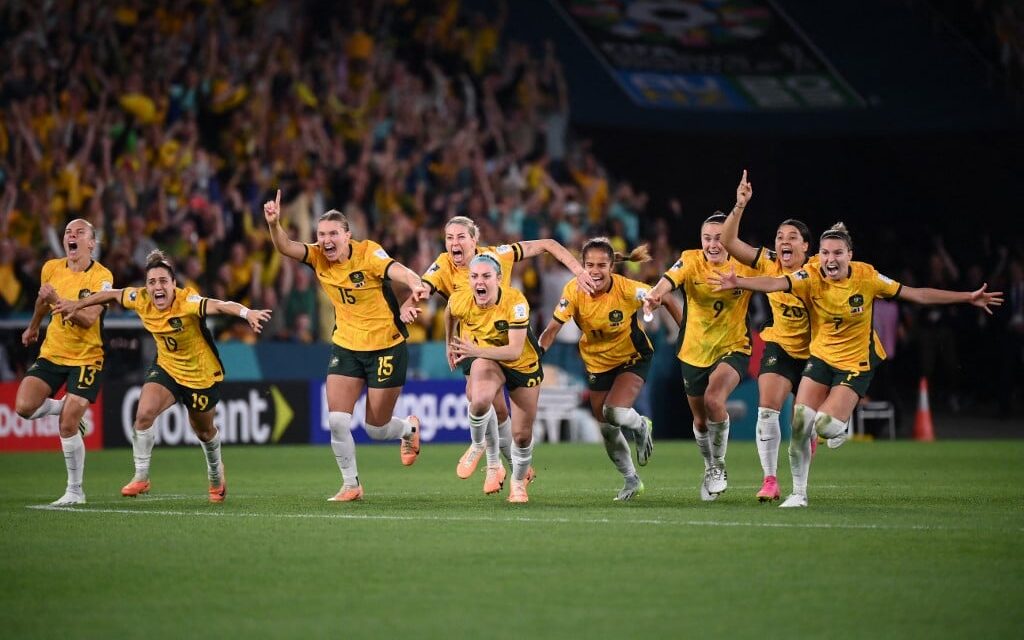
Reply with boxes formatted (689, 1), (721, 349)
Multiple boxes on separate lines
(525, 466), (536, 484)
(208, 463), (226, 503)
(780, 493), (808, 508)
(826, 433), (848, 449)
(614, 475), (644, 501)
(757, 476), (781, 502)
(400, 416), (421, 466)
(507, 478), (529, 503)
(635, 416), (654, 467)
(457, 444), (485, 479)
(700, 470), (718, 502)
(328, 485), (364, 502)
(483, 464), (506, 495)
(707, 464), (728, 495)
(121, 479), (151, 497)
(50, 489), (86, 506)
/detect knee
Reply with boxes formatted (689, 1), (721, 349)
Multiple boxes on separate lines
(599, 421), (620, 441)
(601, 404), (618, 424)
(469, 398), (491, 417)
(14, 399), (35, 420)
(703, 394), (725, 418)
(792, 404), (812, 439)
(134, 410), (159, 431)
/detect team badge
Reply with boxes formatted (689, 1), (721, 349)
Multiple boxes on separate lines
(608, 310), (624, 325)
(766, 356), (777, 366)
(351, 271), (366, 288)
(77, 289), (91, 299)
(330, 356), (339, 367)
(793, 270), (810, 280)
(849, 294), (864, 314)
(494, 320), (510, 332)
(169, 317), (184, 331)
(588, 373), (597, 384)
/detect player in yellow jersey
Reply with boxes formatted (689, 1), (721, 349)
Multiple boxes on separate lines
(56, 250), (271, 503)
(644, 210), (763, 501)
(264, 191), (430, 502)
(539, 237), (682, 501)
(17, 219), (113, 506)
(446, 254), (543, 503)
(711, 222), (1002, 507)
(400, 215), (596, 483)
(721, 171), (814, 502)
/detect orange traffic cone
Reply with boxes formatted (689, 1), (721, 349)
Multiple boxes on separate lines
(913, 377), (935, 442)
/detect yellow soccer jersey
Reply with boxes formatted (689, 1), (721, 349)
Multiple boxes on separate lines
(121, 286), (224, 388)
(39, 259), (114, 367)
(750, 248), (812, 360)
(448, 286), (540, 374)
(304, 239), (408, 351)
(552, 274), (653, 373)
(422, 243), (523, 299)
(663, 249), (759, 367)
(786, 261), (902, 372)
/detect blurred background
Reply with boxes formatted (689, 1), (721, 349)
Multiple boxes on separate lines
(1, 0), (1021, 442)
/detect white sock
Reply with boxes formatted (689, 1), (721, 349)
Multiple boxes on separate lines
(132, 428), (156, 481)
(511, 442), (534, 481)
(707, 417), (730, 468)
(756, 407), (781, 477)
(60, 432), (85, 490)
(365, 417), (413, 441)
(30, 397), (64, 420)
(599, 422), (636, 478)
(789, 404), (815, 496)
(815, 412), (847, 439)
(483, 411), (500, 467)
(604, 405), (644, 439)
(329, 411), (359, 487)
(498, 417), (513, 464)
(200, 429), (223, 484)
(692, 424), (712, 470)
(468, 406), (492, 448)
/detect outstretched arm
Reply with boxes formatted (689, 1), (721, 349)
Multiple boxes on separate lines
(721, 169), (758, 266)
(451, 328), (526, 363)
(519, 238), (597, 294)
(707, 267), (790, 293)
(385, 261), (431, 302)
(205, 298), (273, 334)
(897, 283), (1003, 315)
(263, 189), (307, 262)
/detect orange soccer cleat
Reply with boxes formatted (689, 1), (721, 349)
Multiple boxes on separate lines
(208, 463), (226, 503)
(507, 478), (529, 504)
(121, 479), (151, 497)
(328, 485), (364, 502)
(483, 465), (506, 495)
(400, 416), (421, 466)
(457, 444), (484, 479)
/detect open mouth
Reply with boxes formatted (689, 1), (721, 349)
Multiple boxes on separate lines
(825, 262), (841, 277)
(451, 247), (465, 263)
(324, 242), (337, 257)
(780, 246), (793, 262)
(68, 240), (79, 253)
(473, 285), (487, 298)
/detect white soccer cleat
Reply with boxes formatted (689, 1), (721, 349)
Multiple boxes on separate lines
(779, 493), (808, 508)
(706, 465), (728, 495)
(826, 433), (848, 449)
(700, 470), (718, 502)
(50, 489), (86, 506)
(635, 417), (654, 467)
(614, 475), (644, 501)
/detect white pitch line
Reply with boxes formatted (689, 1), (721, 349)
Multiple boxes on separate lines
(24, 504), (1019, 533)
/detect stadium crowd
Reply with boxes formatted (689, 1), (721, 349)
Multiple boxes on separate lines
(1, 0), (1022, 415)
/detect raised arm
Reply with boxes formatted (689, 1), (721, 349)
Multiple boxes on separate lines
(451, 328), (527, 363)
(205, 298), (273, 334)
(519, 238), (597, 294)
(721, 170), (758, 266)
(263, 190), (307, 262)
(385, 261), (430, 302)
(897, 283), (1003, 315)
(51, 288), (122, 327)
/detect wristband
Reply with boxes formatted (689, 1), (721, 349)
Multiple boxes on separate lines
(240, 307), (250, 319)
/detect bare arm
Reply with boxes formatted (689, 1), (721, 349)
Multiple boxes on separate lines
(720, 170), (758, 266)
(538, 318), (564, 352)
(53, 288), (124, 315)
(897, 284), (1003, 315)
(385, 261), (430, 302)
(451, 328), (526, 363)
(660, 292), (684, 328)
(519, 238), (597, 294)
(707, 267), (791, 293)
(205, 298), (273, 334)
(21, 295), (52, 346)
(263, 189), (307, 262)
(642, 276), (674, 316)
(444, 304), (458, 371)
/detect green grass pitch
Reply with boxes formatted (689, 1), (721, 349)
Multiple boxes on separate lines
(2, 440), (1022, 639)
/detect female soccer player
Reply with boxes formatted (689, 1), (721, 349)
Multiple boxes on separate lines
(18, 219), (113, 506)
(538, 237), (682, 501)
(264, 190), (430, 502)
(710, 222), (1003, 507)
(446, 253), (543, 503)
(55, 250), (271, 503)
(401, 215), (596, 482)
(643, 211), (763, 501)
(720, 171), (814, 502)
